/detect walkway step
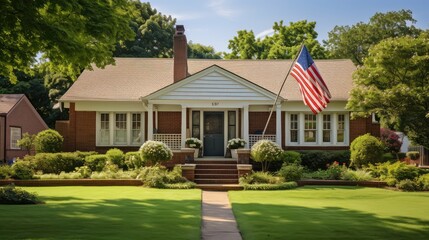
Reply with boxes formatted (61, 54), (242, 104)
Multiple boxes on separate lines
(195, 174), (238, 179)
(195, 169), (238, 174)
(195, 179), (239, 184)
(197, 184), (243, 191)
(195, 160), (237, 165)
(196, 164), (237, 170)
(202, 191), (242, 240)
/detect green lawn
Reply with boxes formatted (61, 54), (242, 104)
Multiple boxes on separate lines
(0, 187), (201, 240)
(229, 186), (429, 240)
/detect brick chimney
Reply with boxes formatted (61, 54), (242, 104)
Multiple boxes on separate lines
(173, 25), (188, 82)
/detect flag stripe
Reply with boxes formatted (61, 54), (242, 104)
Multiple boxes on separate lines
(290, 45), (331, 114)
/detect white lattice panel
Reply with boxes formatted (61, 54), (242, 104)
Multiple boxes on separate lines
(249, 134), (276, 148)
(153, 134), (182, 150)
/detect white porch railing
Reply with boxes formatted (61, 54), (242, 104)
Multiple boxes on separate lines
(153, 134), (182, 150)
(249, 134), (276, 148)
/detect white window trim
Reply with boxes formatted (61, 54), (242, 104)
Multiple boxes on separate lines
(96, 112), (145, 147)
(10, 127), (22, 150)
(285, 112), (349, 147)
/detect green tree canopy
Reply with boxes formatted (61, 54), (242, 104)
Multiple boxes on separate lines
(188, 42), (222, 59)
(324, 9), (422, 65)
(346, 34), (429, 148)
(225, 20), (326, 59)
(0, 0), (135, 82)
(114, 1), (176, 58)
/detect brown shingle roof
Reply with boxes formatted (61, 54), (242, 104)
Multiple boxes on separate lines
(60, 58), (355, 102)
(0, 94), (24, 114)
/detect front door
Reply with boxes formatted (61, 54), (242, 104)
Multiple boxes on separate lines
(204, 112), (224, 156)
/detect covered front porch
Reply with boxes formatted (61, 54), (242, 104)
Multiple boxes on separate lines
(142, 65), (283, 156)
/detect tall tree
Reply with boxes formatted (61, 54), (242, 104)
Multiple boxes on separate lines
(0, 0), (135, 82)
(188, 42), (222, 59)
(324, 10), (421, 65)
(225, 30), (259, 59)
(114, 1), (176, 58)
(346, 34), (429, 148)
(225, 20), (326, 59)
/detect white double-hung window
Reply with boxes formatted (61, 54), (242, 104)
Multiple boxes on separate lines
(97, 112), (144, 146)
(286, 112), (349, 146)
(10, 127), (22, 149)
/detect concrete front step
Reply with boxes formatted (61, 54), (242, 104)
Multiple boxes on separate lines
(196, 164), (237, 170)
(197, 184), (243, 191)
(195, 179), (239, 184)
(195, 174), (238, 179)
(195, 169), (238, 174)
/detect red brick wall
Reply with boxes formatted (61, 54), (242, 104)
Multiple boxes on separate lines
(249, 112), (276, 134)
(349, 116), (380, 143)
(75, 111), (96, 151)
(55, 121), (70, 152)
(157, 112), (181, 134)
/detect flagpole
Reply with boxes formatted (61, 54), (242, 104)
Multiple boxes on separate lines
(261, 44), (304, 139)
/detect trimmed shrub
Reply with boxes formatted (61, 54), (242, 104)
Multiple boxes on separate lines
(12, 161), (33, 180)
(341, 169), (373, 181)
(406, 151), (420, 161)
(417, 174), (429, 191)
(277, 163), (303, 181)
(299, 150), (350, 171)
(106, 148), (125, 168)
(0, 185), (43, 204)
(31, 153), (85, 174)
(0, 165), (13, 179)
(239, 171), (283, 185)
(281, 151), (301, 164)
(140, 141), (173, 164)
(388, 161), (419, 181)
(138, 165), (193, 188)
(35, 129), (63, 153)
(124, 151), (144, 169)
(251, 140), (283, 172)
(350, 134), (384, 167)
(242, 182), (298, 190)
(397, 179), (420, 191)
(85, 154), (108, 172)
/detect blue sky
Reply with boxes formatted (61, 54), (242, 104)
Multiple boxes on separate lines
(147, 0), (429, 53)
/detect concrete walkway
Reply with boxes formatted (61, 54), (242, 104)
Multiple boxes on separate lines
(201, 191), (242, 240)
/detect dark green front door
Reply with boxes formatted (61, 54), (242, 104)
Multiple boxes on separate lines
(204, 112), (224, 156)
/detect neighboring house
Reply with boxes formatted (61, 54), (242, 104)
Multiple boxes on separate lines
(57, 25), (379, 157)
(0, 94), (48, 162)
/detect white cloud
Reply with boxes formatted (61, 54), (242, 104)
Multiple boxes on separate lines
(170, 12), (202, 21)
(255, 29), (274, 39)
(208, 0), (238, 18)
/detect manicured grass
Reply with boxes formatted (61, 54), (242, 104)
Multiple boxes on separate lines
(0, 187), (201, 240)
(229, 186), (429, 240)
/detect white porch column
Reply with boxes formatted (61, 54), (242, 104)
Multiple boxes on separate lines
(181, 106), (187, 148)
(276, 103), (282, 146)
(147, 103), (153, 140)
(243, 105), (249, 148)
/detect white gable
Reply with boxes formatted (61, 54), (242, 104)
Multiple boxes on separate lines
(148, 66), (277, 101)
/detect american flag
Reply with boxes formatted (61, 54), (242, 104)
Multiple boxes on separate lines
(290, 45), (331, 114)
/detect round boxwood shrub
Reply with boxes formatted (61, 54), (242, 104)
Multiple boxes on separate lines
(251, 140), (283, 172)
(140, 141), (173, 164)
(124, 151), (144, 169)
(35, 129), (64, 153)
(350, 134), (384, 167)
(85, 154), (108, 172)
(277, 163), (304, 181)
(12, 161), (34, 180)
(106, 148), (125, 168)
(0, 165), (13, 179)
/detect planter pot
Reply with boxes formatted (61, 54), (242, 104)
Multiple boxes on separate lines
(231, 149), (238, 159)
(193, 148), (199, 158)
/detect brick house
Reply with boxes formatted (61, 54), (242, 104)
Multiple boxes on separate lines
(57, 25), (379, 157)
(1, 94), (48, 162)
